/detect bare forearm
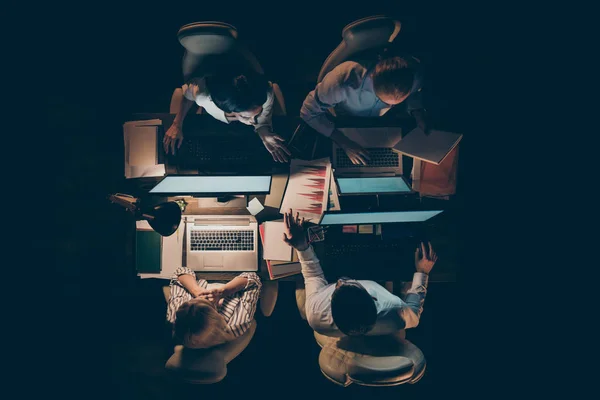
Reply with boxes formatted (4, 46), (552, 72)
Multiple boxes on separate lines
(219, 277), (249, 297)
(177, 274), (201, 297)
(173, 97), (195, 128)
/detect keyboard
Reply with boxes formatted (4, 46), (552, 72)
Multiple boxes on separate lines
(190, 230), (255, 252)
(336, 148), (399, 168)
(325, 241), (405, 257)
(173, 138), (273, 168)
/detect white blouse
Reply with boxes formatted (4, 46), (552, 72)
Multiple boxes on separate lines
(182, 77), (274, 132)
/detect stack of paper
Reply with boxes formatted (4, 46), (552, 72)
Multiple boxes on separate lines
(259, 221), (301, 280)
(123, 119), (166, 179)
(280, 158), (332, 222)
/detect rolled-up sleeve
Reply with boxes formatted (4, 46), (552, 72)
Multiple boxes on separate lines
(253, 84), (274, 132)
(166, 267), (198, 324)
(398, 272), (429, 329)
(235, 272), (262, 322)
(300, 65), (352, 137)
(181, 77), (205, 102)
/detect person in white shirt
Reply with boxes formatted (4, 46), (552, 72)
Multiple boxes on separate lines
(281, 208), (437, 337)
(163, 68), (291, 163)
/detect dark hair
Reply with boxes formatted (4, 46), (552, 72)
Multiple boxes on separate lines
(371, 56), (415, 98)
(331, 284), (377, 336)
(205, 69), (269, 113)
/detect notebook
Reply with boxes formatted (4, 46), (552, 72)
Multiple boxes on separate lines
(135, 228), (162, 273)
(393, 127), (463, 165)
(261, 220), (293, 261)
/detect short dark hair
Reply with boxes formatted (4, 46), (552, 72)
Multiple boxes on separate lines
(331, 284), (377, 336)
(371, 56), (415, 98)
(205, 69), (269, 113)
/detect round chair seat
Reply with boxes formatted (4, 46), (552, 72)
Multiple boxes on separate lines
(177, 22), (238, 54)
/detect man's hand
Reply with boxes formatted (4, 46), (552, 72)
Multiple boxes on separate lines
(259, 131), (291, 162)
(163, 124), (184, 155)
(283, 208), (309, 251)
(340, 137), (370, 165)
(415, 241), (438, 275)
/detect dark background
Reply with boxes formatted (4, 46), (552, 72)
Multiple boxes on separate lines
(50, 1), (490, 398)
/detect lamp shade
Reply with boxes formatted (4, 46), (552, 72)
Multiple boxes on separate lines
(141, 202), (182, 237)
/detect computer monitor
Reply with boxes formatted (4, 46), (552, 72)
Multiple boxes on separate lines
(336, 176), (413, 195)
(319, 210), (444, 225)
(149, 175), (272, 197)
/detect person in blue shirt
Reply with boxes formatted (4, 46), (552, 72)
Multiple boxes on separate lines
(301, 54), (429, 165)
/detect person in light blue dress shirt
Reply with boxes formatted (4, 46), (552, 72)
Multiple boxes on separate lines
(281, 209), (438, 337)
(301, 54), (429, 165)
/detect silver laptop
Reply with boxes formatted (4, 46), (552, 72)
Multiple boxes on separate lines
(184, 215), (258, 271)
(333, 127), (403, 176)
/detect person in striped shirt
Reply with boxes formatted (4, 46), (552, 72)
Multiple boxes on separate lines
(167, 267), (262, 348)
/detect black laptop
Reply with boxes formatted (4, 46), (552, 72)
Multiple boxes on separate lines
(317, 210), (444, 280)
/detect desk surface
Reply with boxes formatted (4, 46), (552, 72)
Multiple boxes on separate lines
(126, 113), (457, 283)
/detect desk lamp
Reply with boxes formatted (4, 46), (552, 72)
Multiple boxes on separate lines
(108, 194), (184, 236)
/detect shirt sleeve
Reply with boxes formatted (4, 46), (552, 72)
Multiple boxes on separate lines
(226, 272), (262, 336)
(398, 272), (429, 328)
(296, 245), (330, 328)
(253, 83), (274, 132)
(300, 64), (353, 137)
(166, 267), (198, 324)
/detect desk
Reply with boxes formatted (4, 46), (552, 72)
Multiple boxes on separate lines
(124, 113), (456, 283)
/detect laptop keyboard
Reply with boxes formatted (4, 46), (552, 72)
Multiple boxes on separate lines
(179, 139), (255, 163)
(336, 148), (399, 168)
(190, 230), (255, 252)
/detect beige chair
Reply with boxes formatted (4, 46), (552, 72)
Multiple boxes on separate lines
(163, 279), (278, 384)
(295, 280), (426, 387)
(169, 21), (286, 116)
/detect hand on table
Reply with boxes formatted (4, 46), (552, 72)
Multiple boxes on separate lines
(340, 137), (370, 165)
(163, 124), (184, 155)
(259, 131), (291, 162)
(282, 208), (309, 251)
(414, 241), (438, 275)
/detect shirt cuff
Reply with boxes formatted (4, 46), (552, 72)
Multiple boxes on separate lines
(410, 272), (429, 290)
(296, 245), (317, 261)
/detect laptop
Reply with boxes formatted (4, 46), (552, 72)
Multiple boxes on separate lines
(333, 127), (403, 176)
(184, 215), (259, 271)
(318, 210), (444, 279)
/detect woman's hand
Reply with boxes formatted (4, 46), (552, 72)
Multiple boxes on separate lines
(338, 136), (370, 165)
(163, 124), (184, 155)
(259, 131), (291, 162)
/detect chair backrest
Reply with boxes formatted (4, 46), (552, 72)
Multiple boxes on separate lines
(177, 21), (264, 82)
(317, 16), (401, 84)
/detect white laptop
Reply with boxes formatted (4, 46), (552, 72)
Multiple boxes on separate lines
(333, 127), (404, 177)
(184, 215), (258, 271)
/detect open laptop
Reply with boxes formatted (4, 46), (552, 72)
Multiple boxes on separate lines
(318, 210), (444, 279)
(184, 215), (258, 271)
(149, 175), (271, 271)
(333, 127), (403, 176)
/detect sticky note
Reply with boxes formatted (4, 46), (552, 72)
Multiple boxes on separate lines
(358, 224), (374, 234)
(246, 197), (264, 215)
(342, 225), (358, 233)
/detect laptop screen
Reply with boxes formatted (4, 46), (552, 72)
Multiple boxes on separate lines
(337, 177), (412, 194)
(320, 210), (443, 225)
(149, 175), (272, 196)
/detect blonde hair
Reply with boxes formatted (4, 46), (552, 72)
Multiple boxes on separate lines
(173, 297), (236, 348)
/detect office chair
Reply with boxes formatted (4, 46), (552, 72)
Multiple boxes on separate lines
(295, 280), (426, 387)
(163, 280), (278, 384)
(169, 21), (286, 116)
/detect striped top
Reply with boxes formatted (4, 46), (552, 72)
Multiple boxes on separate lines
(167, 267), (262, 337)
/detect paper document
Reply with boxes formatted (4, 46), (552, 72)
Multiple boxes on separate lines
(123, 119), (164, 179)
(264, 173), (289, 208)
(262, 221), (293, 261)
(280, 158), (332, 222)
(327, 169), (341, 211)
(393, 127), (463, 165)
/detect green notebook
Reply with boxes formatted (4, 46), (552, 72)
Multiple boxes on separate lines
(136, 230), (162, 273)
